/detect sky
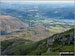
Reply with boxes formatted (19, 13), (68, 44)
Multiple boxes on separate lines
(0, 0), (74, 2)
(0, 0), (74, 3)
(0, 0), (74, 5)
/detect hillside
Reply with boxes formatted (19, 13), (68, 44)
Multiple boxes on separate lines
(1, 28), (74, 55)
(0, 15), (28, 35)
(0, 2), (74, 42)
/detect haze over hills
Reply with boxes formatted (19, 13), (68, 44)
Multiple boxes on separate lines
(0, 1), (74, 20)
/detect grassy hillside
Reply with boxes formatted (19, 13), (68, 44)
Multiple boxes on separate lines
(1, 28), (74, 55)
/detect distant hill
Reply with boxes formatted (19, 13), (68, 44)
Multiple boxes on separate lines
(1, 28), (74, 55)
(0, 2), (74, 21)
(0, 15), (28, 35)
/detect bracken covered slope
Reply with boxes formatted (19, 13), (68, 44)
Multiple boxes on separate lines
(0, 15), (28, 34)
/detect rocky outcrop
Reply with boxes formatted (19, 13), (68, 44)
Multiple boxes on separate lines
(46, 48), (52, 53)
(46, 28), (74, 47)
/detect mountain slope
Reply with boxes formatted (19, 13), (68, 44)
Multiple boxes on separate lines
(1, 28), (74, 55)
(29, 28), (74, 55)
